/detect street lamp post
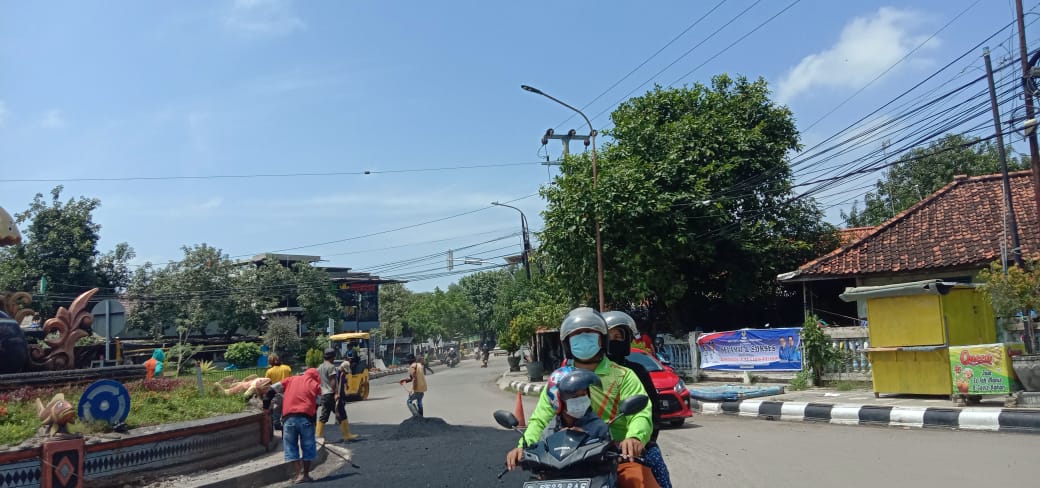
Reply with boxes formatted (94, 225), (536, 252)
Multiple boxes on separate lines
(521, 85), (605, 311)
(491, 202), (532, 280)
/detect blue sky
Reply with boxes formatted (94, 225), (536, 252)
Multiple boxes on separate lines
(0, 0), (1032, 292)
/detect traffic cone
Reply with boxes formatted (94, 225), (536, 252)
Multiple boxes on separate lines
(514, 390), (527, 428)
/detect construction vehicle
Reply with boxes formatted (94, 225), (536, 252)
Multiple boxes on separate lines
(329, 332), (373, 400)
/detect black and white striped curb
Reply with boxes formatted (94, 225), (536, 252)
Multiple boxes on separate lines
(370, 367), (409, 379)
(500, 379), (544, 396)
(692, 399), (1040, 434)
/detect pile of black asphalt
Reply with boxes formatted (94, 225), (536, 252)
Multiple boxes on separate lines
(303, 417), (530, 487)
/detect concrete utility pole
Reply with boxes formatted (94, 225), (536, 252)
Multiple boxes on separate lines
(1015, 0), (1039, 353)
(984, 47), (1026, 270)
(1016, 0), (1040, 239)
(540, 128), (593, 166)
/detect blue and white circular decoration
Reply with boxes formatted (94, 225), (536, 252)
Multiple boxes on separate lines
(78, 379), (131, 425)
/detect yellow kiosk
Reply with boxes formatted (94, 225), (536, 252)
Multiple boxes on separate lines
(840, 280), (995, 397)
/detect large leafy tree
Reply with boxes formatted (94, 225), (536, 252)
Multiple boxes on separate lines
(378, 282), (412, 340)
(404, 287), (476, 340)
(455, 269), (511, 343)
(843, 134), (1027, 227)
(0, 186), (134, 316)
(540, 76), (836, 331)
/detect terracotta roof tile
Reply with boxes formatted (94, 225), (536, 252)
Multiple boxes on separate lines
(794, 170), (1039, 278)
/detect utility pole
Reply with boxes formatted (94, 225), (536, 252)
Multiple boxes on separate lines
(984, 47), (1026, 269)
(447, 249), (454, 272)
(1015, 0), (1039, 353)
(540, 128), (593, 166)
(1016, 0), (1040, 240)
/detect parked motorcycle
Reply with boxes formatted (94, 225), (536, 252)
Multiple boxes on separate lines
(493, 395), (649, 488)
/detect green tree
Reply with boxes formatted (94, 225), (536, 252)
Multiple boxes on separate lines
(539, 77), (835, 331)
(292, 263), (340, 329)
(378, 282), (412, 339)
(843, 134), (1027, 227)
(456, 269), (511, 342)
(0, 186), (134, 316)
(405, 287), (475, 340)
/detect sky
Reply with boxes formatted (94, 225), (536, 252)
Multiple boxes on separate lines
(0, 0), (1035, 292)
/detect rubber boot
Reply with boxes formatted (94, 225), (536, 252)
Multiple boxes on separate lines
(339, 420), (359, 442)
(315, 421), (325, 439)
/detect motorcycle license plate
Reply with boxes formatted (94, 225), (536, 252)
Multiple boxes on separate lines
(522, 479), (591, 488)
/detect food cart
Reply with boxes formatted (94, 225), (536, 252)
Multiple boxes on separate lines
(840, 280), (996, 397)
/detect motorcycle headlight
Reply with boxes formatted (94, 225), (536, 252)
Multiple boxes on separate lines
(674, 379), (687, 393)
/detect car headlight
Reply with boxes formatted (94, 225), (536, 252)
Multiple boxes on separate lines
(674, 379), (686, 393)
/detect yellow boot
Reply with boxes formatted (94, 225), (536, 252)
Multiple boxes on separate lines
(339, 420), (359, 442)
(316, 421), (325, 439)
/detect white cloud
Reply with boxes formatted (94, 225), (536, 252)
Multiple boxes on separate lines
(39, 109), (67, 128)
(776, 7), (938, 103)
(0, 101), (8, 127)
(225, 0), (306, 37)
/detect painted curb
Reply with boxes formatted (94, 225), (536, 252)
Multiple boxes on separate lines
(690, 398), (1040, 434)
(498, 377), (544, 397)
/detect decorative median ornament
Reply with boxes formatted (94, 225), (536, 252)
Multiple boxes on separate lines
(78, 379), (132, 427)
(28, 288), (98, 371)
(36, 393), (77, 437)
(216, 375), (272, 399)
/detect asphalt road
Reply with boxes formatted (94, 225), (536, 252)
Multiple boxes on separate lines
(263, 356), (1040, 487)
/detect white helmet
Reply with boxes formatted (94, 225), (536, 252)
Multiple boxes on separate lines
(560, 307), (607, 339)
(602, 311), (637, 339)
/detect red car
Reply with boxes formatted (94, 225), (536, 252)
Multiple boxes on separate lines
(627, 349), (693, 427)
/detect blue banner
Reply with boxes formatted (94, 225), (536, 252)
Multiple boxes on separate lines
(697, 328), (803, 371)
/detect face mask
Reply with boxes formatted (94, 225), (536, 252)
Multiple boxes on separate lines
(569, 333), (601, 360)
(607, 339), (630, 359)
(564, 395), (591, 417)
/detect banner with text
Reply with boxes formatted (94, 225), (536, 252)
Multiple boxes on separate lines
(697, 328), (803, 371)
(948, 343), (1024, 395)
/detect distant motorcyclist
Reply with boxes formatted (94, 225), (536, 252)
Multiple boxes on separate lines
(603, 311), (672, 488)
(481, 342), (491, 368)
(447, 347), (459, 367)
(506, 307), (658, 488)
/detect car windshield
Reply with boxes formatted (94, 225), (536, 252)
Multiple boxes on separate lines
(626, 352), (664, 372)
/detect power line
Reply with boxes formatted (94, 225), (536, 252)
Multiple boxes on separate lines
(0, 162), (545, 184)
(551, 0), (730, 131)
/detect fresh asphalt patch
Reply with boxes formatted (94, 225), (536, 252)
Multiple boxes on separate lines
(294, 417), (530, 487)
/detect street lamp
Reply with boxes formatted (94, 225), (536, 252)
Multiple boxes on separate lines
(491, 201), (532, 280)
(521, 84), (605, 311)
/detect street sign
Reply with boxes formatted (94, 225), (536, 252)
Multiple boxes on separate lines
(91, 299), (126, 362)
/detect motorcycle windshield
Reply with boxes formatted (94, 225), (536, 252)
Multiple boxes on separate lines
(544, 429), (588, 462)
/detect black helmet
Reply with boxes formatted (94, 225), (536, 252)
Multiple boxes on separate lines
(557, 369), (602, 396)
(323, 348), (336, 360)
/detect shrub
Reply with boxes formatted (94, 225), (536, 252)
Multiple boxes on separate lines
(789, 370), (811, 391)
(225, 342), (262, 368)
(801, 314), (844, 385)
(305, 348), (324, 368)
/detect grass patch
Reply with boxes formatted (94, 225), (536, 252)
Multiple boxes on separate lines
(0, 377), (251, 447)
(829, 379), (870, 391)
(788, 370), (812, 391)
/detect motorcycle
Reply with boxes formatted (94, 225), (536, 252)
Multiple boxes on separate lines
(493, 395), (649, 488)
(446, 355), (459, 368)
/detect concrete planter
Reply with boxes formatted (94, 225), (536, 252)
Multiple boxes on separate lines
(526, 361), (544, 382)
(506, 355), (521, 372)
(1012, 354), (1040, 392)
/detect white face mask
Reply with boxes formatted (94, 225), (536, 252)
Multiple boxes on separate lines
(564, 395), (591, 417)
